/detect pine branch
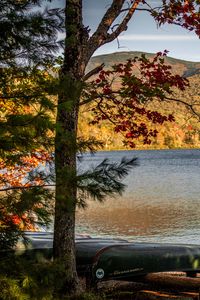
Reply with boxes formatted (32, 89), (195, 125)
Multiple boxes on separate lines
(0, 3), (64, 67)
(77, 157), (138, 206)
(77, 137), (104, 154)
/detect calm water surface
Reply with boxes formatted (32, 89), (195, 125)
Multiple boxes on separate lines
(76, 149), (200, 244)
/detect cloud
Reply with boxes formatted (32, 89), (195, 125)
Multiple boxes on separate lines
(118, 34), (198, 41)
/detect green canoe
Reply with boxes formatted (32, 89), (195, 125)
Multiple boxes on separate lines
(6, 232), (200, 283)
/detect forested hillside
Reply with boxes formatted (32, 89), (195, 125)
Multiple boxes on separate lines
(79, 52), (200, 150)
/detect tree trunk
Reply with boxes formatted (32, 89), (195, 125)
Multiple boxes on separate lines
(53, 73), (82, 296)
(53, 0), (88, 295)
(53, 0), (135, 296)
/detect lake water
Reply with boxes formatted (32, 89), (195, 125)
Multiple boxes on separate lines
(76, 149), (200, 244)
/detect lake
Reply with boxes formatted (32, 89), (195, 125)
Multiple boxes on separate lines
(76, 149), (200, 244)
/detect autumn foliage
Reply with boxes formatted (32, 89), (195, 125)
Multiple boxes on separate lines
(154, 0), (200, 36)
(0, 151), (52, 188)
(87, 52), (189, 148)
(0, 150), (53, 246)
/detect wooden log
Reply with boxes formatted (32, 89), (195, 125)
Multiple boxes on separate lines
(135, 290), (199, 300)
(98, 280), (200, 299)
(180, 292), (199, 300)
(141, 273), (200, 291)
(97, 275), (200, 299)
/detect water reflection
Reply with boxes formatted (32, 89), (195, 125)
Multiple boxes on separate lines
(76, 149), (200, 244)
(77, 198), (200, 236)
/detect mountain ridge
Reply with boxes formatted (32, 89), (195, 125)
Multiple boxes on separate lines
(88, 51), (200, 78)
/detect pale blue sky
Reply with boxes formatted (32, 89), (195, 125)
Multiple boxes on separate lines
(51, 0), (200, 61)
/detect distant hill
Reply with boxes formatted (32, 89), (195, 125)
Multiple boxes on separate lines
(80, 52), (200, 150)
(87, 51), (200, 78)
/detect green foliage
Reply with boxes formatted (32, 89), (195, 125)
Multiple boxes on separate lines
(77, 157), (138, 208)
(0, 256), (54, 299)
(0, 225), (20, 251)
(0, 187), (54, 250)
(0, 0), (64, 67)
(0, 0), (62, 248)
(77, 137), (104, 154)
(0, 255), (106, 300)
(0, 67), (56, 157)
(0, 276), (27, 300)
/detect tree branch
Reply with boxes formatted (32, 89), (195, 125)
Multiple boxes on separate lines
(105, 0), (141, 44)
(89, 0), (125, 43)
(87, 0), (141, 57)
(83, 63), (105, 81)
(165, 97), (200, 120)
(0, 184), (56, 192)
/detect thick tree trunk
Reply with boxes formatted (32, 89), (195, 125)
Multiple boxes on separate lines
(53, 0), (88, 295)
(53, 74), (82, 296)
(54, 74), (85, 295)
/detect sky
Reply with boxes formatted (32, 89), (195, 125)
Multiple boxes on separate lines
(52, 0), (200, 62)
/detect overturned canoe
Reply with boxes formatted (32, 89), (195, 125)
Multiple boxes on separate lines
(7, 231), (200, 283)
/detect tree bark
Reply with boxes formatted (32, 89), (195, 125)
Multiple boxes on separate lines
(53, 0), (87, 295)
(54, 76), (80, 295)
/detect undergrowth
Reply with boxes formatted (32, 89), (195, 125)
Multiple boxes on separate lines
(0, 253), (106, 300)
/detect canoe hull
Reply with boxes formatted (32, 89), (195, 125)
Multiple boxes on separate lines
(6, 232), (200, 283)
(91, 243), (200, 282)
